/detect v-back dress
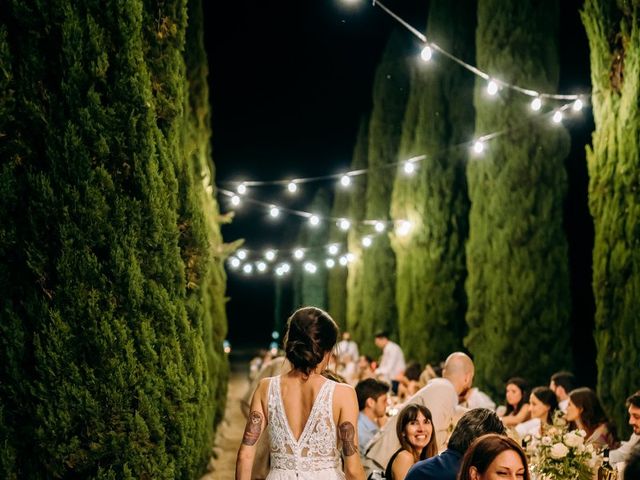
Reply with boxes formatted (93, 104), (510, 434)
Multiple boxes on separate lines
(266, 375), (345, 479)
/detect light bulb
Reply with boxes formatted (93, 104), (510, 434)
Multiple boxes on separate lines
(362, 236), (372, 248)
(328, 244), (339, 255)
(325, 258), (335, 268)
(420, 45), (433, 62)
(237, 183), (247, 195)
(231, 195), (241, 206)
(304, 262), (317, 274)
(487, 80), (499, 96)
(473, 140), (485, 154)
(309, 215), (320, 226)
(339, 256), (348, 266)
(338, 218), (351, 231)
(269, 206), (280, 218)
(229, 257), (241, 269)
(340, 175), (351, 187)
(275, 268), (284, 277)
(287, 181), (298, 193)
(403, 161), (416, 175)
(374, 222), (385, 233)
(242, 264), (253, 274)
(396, 220), (412, 237)
(531, 97), (542, 111)
(552, 111), (563, 124)
(256, 261), (267, 273)
(572, 99), (583, 111)
(281, 263), (291, 273)
(265, 249), (276, 261)
(236, 249), (247, 260)
(346, 253), (355, 262)
(293, 249), (304, 260)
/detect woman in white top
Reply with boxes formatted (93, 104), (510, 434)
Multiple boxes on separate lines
(516, 386), (558, 438)
(235, 307), (365, 480)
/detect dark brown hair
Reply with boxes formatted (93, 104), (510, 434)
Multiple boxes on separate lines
(505, 377), (529, 416)
(530, 386), (558, 424)
(395, 403), (438, 461)
(457, 434), (530, 480)
(283, 307), (338, 376)
(568, 387), (615, 439)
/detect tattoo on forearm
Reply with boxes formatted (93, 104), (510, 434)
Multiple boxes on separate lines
(242, 411), (263, 446)
(339, 422), (357, 457)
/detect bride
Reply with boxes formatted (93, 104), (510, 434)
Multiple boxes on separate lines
(235, 307), (365, 480)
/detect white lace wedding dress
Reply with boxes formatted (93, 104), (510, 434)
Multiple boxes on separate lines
(266, 375), (345, 479)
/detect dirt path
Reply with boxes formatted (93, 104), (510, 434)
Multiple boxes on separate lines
(201, 367), (250, 479)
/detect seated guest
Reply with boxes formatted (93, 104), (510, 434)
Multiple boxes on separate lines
(566, 387), (617, 449)
(355, 378), (390, 456)
(398, 362), (423, 401)
(516, 386), (558, 438)
(624, 443), (640, 480)
(499, 377), (531, 427)
(460, 387), (497, 411)
(385, 404), (437, 480)
(405, 408), (506, 480)
(354, 355), (376, 385)
(549, 370), (576, 413)
(457, 434), (530, 480)
(610, 390), (640, 465)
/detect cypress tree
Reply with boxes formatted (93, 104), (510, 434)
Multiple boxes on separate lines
(465, 0), (572, 395)
(581, 0), (640, 435)
(0, 1), (226, 477)
(360, 30), (410, 347)
(390, 0), (475, 366)
(327, 185), (350, 330)
(346, 117), (370, 354)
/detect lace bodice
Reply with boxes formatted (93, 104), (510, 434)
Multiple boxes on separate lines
(266, 375), (344, 478)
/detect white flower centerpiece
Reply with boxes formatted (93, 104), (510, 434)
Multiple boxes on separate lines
(526, 413), (600, 480)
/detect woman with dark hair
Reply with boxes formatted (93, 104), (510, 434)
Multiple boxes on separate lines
(566, 387), (617, 449)
(457, 434), (530, 480)
(385, 403), (437, 480)
(499, 377), (531, 428)
(236, 307), (365, 480)
(515, 386), (558, 438)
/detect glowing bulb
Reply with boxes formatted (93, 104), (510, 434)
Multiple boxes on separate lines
(374, 222), (385, 233)
(287, 181), (298, 193)
(231, 195), (241, 206)
(309, 215), (320, 226)
(304, 262), (317, 274)
(269, 206), (280, 218)
(328, 244), (339, 256)
(265, 249), (276, 261)
(237, 183), (247, 195)
(339, 256), (348, 266)
(338, 218), (351, 231)
(530, 97), (542, 111)
(256, 261), (267, 273)
(325, 258), (335, 268)
(293, 249), (304, 260)
(403, 161), (416, 175)
(275, 268), (284, 277)
(340, 175), (351, 187)
(242, 264), (253, 274)
(420, 45), (433, 62)
(552, 111), (563, 124)
(346, 253), (355, 262)
(236, 249), (247, 260)
(281, 263), (291, 273)
(229, 257), (241, 269)
(572, 99), (583, 111)
(487, 80), (499, 96)
(396, 220), (412, 237)
(362, 236), (372, 248)
(473, 140), (485, 154)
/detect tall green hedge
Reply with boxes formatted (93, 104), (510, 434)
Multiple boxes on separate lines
(360, 30), (410, 351)
(581, 0), (640, 436)
(465, 0), (572, 396)
(0, 1), (227, 477)
(390, 0), (475, 366)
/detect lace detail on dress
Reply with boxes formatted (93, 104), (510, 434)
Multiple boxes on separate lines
(267, 375), (343, 474)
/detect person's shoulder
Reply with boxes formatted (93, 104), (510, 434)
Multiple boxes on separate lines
(334, 381), (356, 396)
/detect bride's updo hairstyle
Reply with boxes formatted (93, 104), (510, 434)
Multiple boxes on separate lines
(284, 307), (339, 376)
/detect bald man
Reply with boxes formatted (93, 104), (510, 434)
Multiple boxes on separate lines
(364, 352), (475, 471)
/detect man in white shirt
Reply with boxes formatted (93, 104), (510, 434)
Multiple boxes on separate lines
(373, 331), (406, 384)
(364, 352), (474, 471)
(611, 391), (640, 465)
(337, 331), (359, 362)
(549, 370), (576, 413)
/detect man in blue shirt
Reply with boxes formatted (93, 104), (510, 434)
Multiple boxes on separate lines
(355, 378), (389, 457)
(405, 408), (505, 480)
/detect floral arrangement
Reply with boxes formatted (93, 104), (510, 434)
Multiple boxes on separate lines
(525, 414), (600, 480)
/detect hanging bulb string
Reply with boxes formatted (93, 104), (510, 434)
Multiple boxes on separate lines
(371, 0), (585, 101)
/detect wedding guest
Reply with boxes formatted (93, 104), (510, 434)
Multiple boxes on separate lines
(460, 387), (497, 411)
(385, 404), (438, 480)
(355, 378), (390, 456)
(374, 332), (406, 386)
(337, 332), (360, 363)
(549, 371), (576, 413)
(566, 387), (617, 449)
(499, 378), (530, 427)
(623, 443), (640, 480)
(610, 390), (640, 465)
(515, 386), (558, 438)
(366, 352), (475, 471)
(457, 434), (530, 480)
(405, 408), (506, 480)
(398, 362), (423, 401)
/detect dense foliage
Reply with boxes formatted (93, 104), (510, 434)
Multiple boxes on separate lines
(0, 0), (228, 477)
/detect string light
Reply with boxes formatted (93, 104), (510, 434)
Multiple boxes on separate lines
(572, 99), (583, 111)
(339, 255), (348, 266)
(256, 261), (268, 273)
(231, 195), (241, 206)
(552, 111), (563, 124)
(265, 249), (276, 261)
(287, 181), (298, 193)
(242, 264), (253, 274)
(362, 236), (372, 248)
(293, 248), (305, 260)
(328, 244), (340, 255)
(487, 80), (499, 96)
(346, 253), (355, 262)
(530, 97), (542, 111)
(269, 206), (280, 218)
(326, 258), (336, 268)
(338, 218), (351, 231)
(237, 183), (247, 195)
(304, 262), (317, 274)
(374, 222), (385, 233)
(229, 257), (241, 269)
(420, 45), (433, 62)
(309, 215), (320, 226)
(473, 140), (485, 154)
(340, 175), (352, 187)
(396, 220), (412, 237)
(236, 249), (248, 260)
(403, 161), (416, 175)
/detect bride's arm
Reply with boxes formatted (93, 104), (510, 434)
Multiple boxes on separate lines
(236, 378), (268, 480)
(336, 384), (366, 480)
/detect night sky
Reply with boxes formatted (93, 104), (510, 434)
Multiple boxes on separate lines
(204, 0), (596, 379)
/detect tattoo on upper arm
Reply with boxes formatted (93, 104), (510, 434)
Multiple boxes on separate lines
(338, 421), (357, 457)
(242, 411), (264, 446)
